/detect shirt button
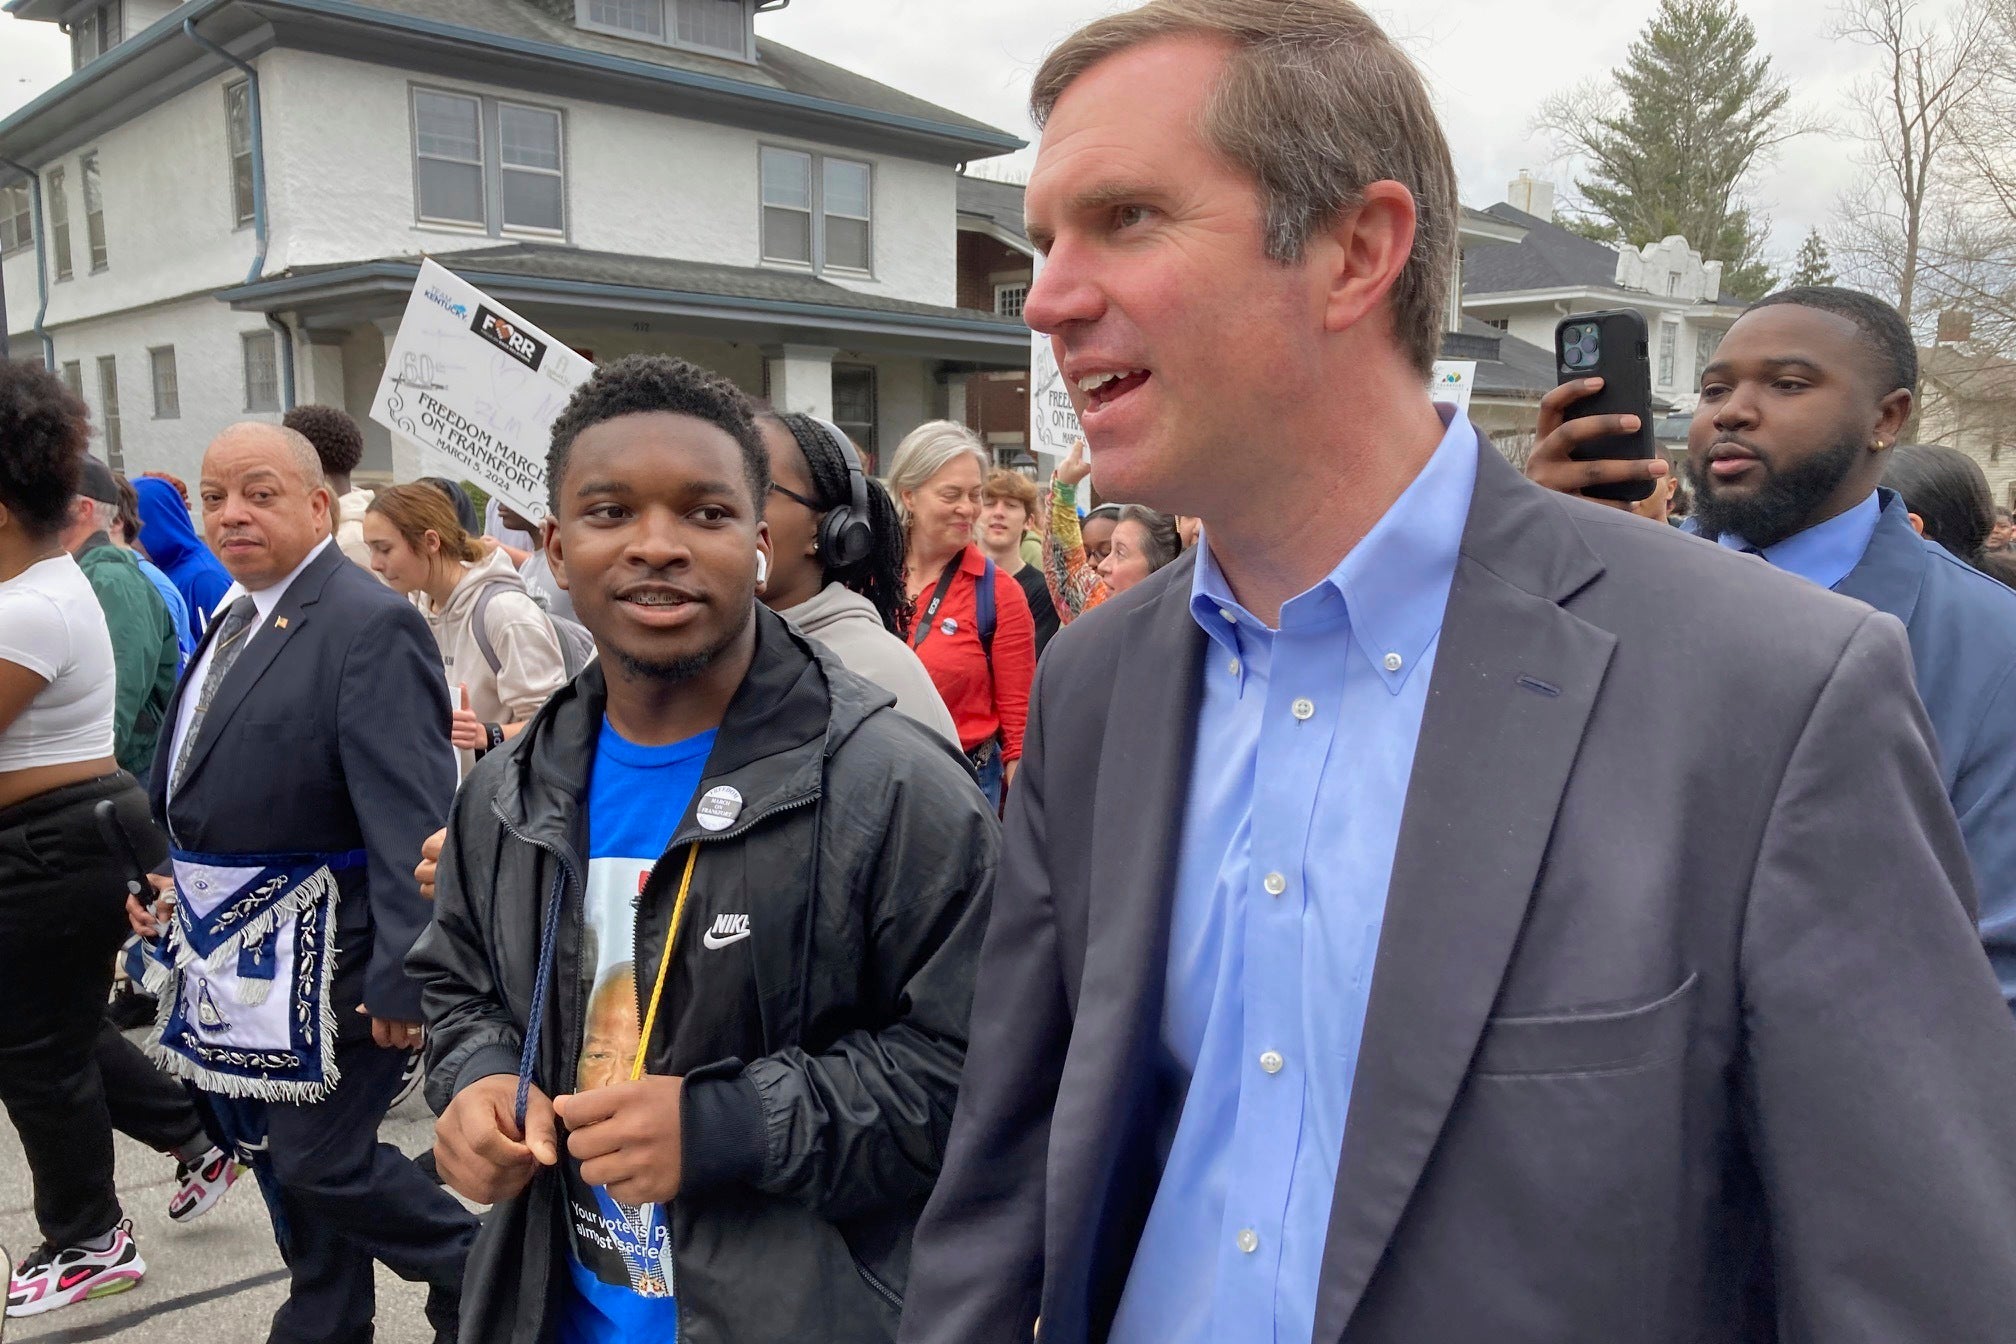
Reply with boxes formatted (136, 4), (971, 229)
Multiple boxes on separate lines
(1259, 1050), (1284, 1074)
(1291, 697), (1315, 721)
(1383, 652), (1404, 673)
(1219, 607), (1237, 624)
(1263, 871), (1286, 896)
(1228, 658), (1241, 677)
(1236, 1228), (1259, 1254)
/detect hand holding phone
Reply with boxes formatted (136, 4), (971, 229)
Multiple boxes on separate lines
(1526, 377), (1668, 508)
(1548, 310), (1659, 503)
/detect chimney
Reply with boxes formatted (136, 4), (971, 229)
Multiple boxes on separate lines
(1507, 171), (1555, 220)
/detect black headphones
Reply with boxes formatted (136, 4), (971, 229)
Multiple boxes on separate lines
(807, 416), (873, 571)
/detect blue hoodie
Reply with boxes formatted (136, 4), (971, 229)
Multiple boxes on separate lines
(134, 477), (233, 634)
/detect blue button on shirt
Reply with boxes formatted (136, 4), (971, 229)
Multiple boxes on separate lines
(1109, 415), (1478, 1344)
(1711, 490), (1882, 592)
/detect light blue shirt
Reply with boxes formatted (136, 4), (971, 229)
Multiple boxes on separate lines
(1713, 490), (1882, 592)
(1109, 414), (1478, 1344)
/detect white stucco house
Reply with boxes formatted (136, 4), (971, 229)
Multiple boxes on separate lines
(1460, 174), (1748, 423)
(0, 0), (1028, 480)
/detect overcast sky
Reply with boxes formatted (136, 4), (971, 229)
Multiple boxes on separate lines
(0, 0), (1955, 267)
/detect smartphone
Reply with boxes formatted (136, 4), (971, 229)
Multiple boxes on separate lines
(1555, 310), (1657, 503)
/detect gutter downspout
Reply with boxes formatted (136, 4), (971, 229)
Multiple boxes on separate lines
(0, 157), (54, 369)
(181, 17), (295, 410)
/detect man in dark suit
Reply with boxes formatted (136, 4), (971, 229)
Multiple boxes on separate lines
(1531, 287), (2016, 1015)
(133, 422), (477, 1344)
(899, 3), (2016, 1342)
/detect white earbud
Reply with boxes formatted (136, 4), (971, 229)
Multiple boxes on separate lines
(755, 552), (769, 584)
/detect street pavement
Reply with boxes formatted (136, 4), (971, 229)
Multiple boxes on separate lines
(0, 1038), (471, 1344)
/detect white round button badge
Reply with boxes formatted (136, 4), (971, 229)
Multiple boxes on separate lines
(696, 785), (743, 832)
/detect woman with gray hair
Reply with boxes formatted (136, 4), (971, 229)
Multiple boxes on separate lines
(886, 420), (1036, 807)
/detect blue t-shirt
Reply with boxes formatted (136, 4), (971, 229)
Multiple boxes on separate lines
(560, 719), (717, 1344)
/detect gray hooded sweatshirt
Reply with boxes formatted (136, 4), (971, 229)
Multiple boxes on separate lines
(776, 582), (959, 745)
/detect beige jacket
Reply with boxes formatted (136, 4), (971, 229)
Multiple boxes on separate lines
(416, 545), (568, 776)
(776, 582), (960, 745)
(334, 486), (376, 571)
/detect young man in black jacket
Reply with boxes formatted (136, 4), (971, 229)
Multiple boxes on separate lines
(409, 355), (998, 1344)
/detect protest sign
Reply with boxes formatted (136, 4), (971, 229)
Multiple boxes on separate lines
(1027, 256), (1082, 482)
(370, 259), (595, 524)
(1430, 359), (1477, 416)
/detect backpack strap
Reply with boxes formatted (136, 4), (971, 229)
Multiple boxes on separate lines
(469, 579), (516, 676)
(977, 557), (996, 667)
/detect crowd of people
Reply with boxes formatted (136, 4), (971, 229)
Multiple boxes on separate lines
(7, 0), (2016, 1342)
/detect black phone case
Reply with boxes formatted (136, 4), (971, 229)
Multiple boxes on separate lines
(1555, 309), (1657, 503)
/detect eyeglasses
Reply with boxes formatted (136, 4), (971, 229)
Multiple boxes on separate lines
(769, 482), (822, 512)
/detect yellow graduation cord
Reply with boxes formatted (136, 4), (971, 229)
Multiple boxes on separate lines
(629, 843), (700, 1083)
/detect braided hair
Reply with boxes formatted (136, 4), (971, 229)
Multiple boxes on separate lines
(768, 411), (916, 640)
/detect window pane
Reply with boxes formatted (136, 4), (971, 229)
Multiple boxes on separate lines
(243, 332), (279, 413)
(233, 153), (256, 226)
(82, 155), (106, 270)
(47, 168), (71, 280)
(227, 82), (251, 155)
(825, 215), (870, 271)
(418, 159), (485, 225)
(832, 365), (876, 466)
(589, 0), (662, 36)
(823, 158), (870, 220)
(501, 170), (564, 232)
(499, 105), (561, 171)
(99, 1), (121, 52)
(761, 148), (810, 210)
(60, 362), (81, 395)
(763, 206), (812, 263)
(673, 0), (745, 52)
(97, 356), (121, 467)
(0, 184), (29, 253)
(151, 347), (179, 419)
(415, 92), (481, 162)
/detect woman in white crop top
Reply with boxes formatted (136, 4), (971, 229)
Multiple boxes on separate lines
(0, 361), (233, 1320)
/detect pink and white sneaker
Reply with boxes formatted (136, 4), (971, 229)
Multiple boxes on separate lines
(5, 1224), (146, 1318)
(168, 1147), (243, 1224)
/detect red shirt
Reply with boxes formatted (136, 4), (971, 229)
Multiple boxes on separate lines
(910, 545), (1036, 759)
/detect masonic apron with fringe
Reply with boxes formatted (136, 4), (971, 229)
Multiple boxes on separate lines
(143, 846), (365, 1104)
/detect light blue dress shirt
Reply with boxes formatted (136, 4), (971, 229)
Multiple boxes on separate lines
(1108, 415), (1478, 1344)
(1713, 490), (1882, 592)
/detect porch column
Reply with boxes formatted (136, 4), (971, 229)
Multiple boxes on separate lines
(763, 344), (837, 420)
(298, 330), (347, 409)
(945, 375), (969, 426)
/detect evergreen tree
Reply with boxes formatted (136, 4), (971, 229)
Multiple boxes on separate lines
(1789, 228), (1838, 287)
(1561, 0), (1792, 299)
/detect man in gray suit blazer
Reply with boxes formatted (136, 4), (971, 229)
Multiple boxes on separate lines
(898, 3), (2016, 1342)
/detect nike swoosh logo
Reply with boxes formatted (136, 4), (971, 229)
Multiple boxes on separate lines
(702, 929), (751, 950)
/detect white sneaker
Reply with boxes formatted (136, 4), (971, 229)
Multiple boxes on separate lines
(168, 1147), (244, 1224)
(5, 1223), (146, 1318)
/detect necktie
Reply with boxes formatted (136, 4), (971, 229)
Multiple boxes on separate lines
(170, 596), (260, 792)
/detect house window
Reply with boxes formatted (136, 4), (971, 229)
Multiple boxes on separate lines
(577, 0), (751, 58)
(46, 166), (71, 281)
(69, 2), (121, 70)
(832, 364), (877, 470)
(760, 147), (873, 274)
(1694, 327), (1719, 384)
(994, 282), (1029, 319)
(498, 103), (565, 233)
(414, 90), (485, 227)
(150, 346), (179, 419)
(412, 89), (565, 236)
(1657, 319), (1678, 389)
(81, 152), (107, 272)
(243, 331), (280, 412)
(0, 182), (30, 256)
(60, 361), (81, 395)
(226, 80), (256, 227)
(1482, 317), (1509, 331)
(97, 356), (122, 470)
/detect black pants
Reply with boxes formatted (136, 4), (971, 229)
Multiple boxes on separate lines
(261, 1015), (478, 1344)
(0, 774), (202, 1248)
